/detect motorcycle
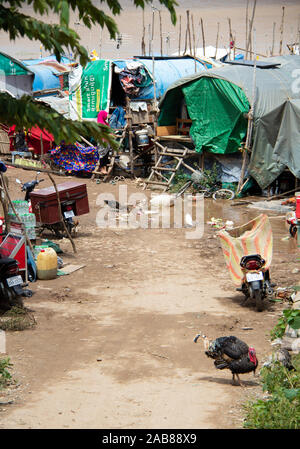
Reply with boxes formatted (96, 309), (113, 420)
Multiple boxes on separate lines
(16, 171), (44, 201)
(16, 173), (77, 238)
(237, 254), (274, 311)
(0, 256), (32, 310)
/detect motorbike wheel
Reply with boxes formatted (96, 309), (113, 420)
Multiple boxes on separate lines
(254, 290), (264, 312)
(212, 189), (235, 200)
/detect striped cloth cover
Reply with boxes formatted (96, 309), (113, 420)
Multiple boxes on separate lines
(217, 214), (273, 286)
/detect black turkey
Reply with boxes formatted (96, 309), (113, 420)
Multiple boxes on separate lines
(194, 334), (258, 386)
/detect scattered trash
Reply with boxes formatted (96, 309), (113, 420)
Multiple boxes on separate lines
(207, 217), (234, 230)
(57, 264), (86, 276)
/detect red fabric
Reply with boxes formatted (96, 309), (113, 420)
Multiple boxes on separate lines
(8, 125), (54, 155)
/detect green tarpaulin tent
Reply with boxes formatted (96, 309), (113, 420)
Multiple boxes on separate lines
(158, 55), (300, 189)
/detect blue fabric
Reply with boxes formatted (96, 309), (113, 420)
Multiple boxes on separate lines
(0, 161), (7, 172)
(50, 143), (99, 172)
(109, 106), (126, 129)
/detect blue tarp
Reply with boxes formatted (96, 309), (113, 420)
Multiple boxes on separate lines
(28, 65), (61, 92)
(113, 56), (208, 100)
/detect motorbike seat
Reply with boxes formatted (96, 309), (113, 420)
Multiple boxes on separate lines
(0, 257), (17, 265)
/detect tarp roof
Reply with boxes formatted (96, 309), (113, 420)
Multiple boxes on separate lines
(0, 51), (33, 76)
(28, 64), (61, 92)
(158, 55), (300, 189)
(113, 55), (209, 100)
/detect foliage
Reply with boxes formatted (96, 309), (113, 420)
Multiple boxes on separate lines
(243, 355), (300, 429)
(0, 0), (177, 143)
(0, 357), (13, 389)
(196, 163), (219, 190)
(270, 309), (300, 341)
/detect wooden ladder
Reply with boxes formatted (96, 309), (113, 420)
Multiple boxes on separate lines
(144, 141), (189, 192)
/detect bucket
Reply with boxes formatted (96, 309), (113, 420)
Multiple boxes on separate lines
(135, 129), (149, 147)
(36, 247), (58, 280)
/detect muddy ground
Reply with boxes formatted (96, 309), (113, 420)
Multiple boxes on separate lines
(0, 167), (299, 429)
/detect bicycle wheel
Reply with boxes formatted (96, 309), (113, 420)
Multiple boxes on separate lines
(212, 189), (235, 200)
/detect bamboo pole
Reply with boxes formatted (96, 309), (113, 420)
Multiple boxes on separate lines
(200, 18), (205, 56)
(186, 10), (192, 55)
(40, 133), (44, 162)
(0, 174), (10, 233)
(141, 9), (146, 56)
(245, 0), (249, 58)
(47, 173), (77, 254)
(246, 0), (257, 58)
(178, 15), (182, 56)
(228, 17), (234, 61)
(215, 22), (220, 59)
(237, 28), (258, 194)
(271, 22), (276, 56)
(191, 14), (197, 71)
(159, 11), (163, 56)
(279, 6), (285, 55)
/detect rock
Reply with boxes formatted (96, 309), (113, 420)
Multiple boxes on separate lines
(292, 268), (299, 274)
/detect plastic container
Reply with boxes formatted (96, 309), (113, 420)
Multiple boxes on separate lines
(36, 247), (58, 280)
(135, 129), (149, 147)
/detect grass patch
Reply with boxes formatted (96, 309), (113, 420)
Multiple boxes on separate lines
(243, 355), (300, 429)
(244, 308), (300, 429)
(0, 306), (36, 331)
(0, 357), (13, 389)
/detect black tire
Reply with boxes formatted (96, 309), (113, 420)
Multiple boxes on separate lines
(254, 290), (264, 312)
(212, 189), (235, 200)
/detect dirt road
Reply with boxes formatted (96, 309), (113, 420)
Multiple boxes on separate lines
(0, 169), (298, 429)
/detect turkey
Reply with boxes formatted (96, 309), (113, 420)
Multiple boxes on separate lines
(194, 334), (258, 386)
(263, 348), (295, 371)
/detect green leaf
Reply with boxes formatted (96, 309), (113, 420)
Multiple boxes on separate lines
(283, 388), (300, 401)
(290, 316), (300, 330)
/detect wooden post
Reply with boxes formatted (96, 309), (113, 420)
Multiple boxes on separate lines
(228, 17), (234, 60)
(178, 15), (182, 56)
(151, 8), (155, 55)
(40, 133), (44, 162)
(246, 0), (257, 58)
(186, 10), (192, 55)
(245, 0), (249, 58)
(126, 97), (134, 179)
(47, 173), (77, 253)
(159, 11), (163, 56)
(191, 14), (197, 71)
(279, 6), (285, 55)
(141, 9), (146, 56)
(0, 174), (10, 233)
(271, 22), (276, 56)
(215, 22), (220, 59)
(200, 18), (206, 56)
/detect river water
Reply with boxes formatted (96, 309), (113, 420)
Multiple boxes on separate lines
(0, 1), (299, 60)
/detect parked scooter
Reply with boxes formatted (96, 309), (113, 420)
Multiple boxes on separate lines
(16, 171), (44, 201)
(0, 256), (32, 310)
(237, 254), (274, 311)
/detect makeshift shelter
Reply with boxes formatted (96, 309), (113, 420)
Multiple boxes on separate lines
(69, 56), (211, 121)
(158, 55), (300, 189)
(8, 125), (54, 156)
(0, 51), (34, 97)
